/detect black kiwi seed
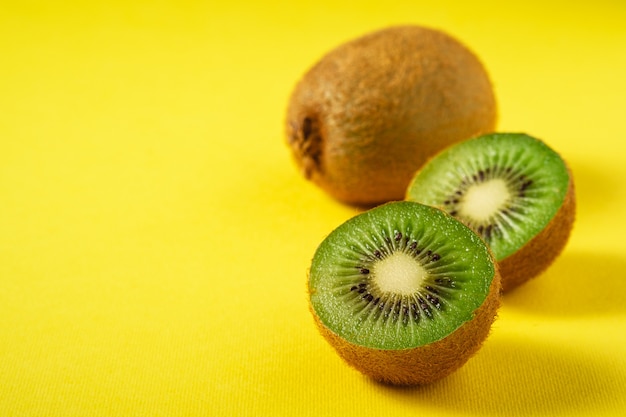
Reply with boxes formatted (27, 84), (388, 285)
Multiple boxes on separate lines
(410, 301), (419, 314)
(394, 303), (402, 314)
(420, 298), (433, 318)
(426, 294), (442, 309)
(425, 285), (438, 294)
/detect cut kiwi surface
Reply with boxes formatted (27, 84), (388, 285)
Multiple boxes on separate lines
(308, 201), (500, 385)
(406, 133), (575, 291)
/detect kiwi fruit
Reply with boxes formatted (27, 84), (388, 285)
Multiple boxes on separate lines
(308, 201), (501, 385)
(286, 25), (497, 206)
(406, 133), (576, 292)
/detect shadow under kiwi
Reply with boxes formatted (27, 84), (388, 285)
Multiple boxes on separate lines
(566, 158), (623, 218)
(502, 250), (626, 317)
(369, 336), (626, 417)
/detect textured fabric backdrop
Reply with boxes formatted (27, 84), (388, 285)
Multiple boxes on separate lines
(1, 1), (625, 416)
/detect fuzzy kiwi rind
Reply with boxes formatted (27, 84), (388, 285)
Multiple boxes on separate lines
(308, 201), (501, 385)
(286, 25), (497, 206)
(406, 133), (576, 292)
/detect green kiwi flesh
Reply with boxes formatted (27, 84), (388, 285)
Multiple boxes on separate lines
(406, 133), (575, 290)
(308, 201), (500, 384)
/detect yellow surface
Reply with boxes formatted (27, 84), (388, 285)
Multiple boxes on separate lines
(1, 1), (625, 416)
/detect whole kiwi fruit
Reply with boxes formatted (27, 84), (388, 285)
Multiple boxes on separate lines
(286, 25), (497, 206)
(308, 201), (501, 385)
(406, 133), (576, 291)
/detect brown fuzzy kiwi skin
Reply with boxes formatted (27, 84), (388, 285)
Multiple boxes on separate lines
(286, 25), (497, 206)
(499, 168), (576, 292)
(308, 262), (501, 386)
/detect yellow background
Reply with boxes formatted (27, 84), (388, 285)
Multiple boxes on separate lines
(1, 1), (625, 416)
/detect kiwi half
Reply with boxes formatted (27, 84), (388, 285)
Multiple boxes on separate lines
(406, 133), (576, 291)
(286, 25), (497, 206)
(308, 201), (501, 385)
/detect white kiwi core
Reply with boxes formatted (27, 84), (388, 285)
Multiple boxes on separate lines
(460, 178), (511, 222)
(372, 252), (427, 295)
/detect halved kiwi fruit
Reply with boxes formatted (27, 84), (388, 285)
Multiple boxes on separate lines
(286, 25), (497, 206)
(308, 201), (500, 385)
(406, 133), (576, 291)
